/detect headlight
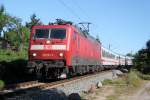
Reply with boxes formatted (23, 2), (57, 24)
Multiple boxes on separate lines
(33, 53), (37, 57)
(46, 40), (50, 44)
(59, 53), (63, 57)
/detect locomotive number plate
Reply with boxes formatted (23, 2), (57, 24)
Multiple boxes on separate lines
(42, 53), (53, 57)
(44, 45), (52, 50)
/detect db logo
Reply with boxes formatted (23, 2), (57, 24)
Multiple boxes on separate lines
(44, 45), (52, 49)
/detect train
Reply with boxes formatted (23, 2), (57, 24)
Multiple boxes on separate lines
(27, 19), (133, 79)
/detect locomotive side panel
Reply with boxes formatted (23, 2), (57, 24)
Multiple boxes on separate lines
(69, 29), (101, 66)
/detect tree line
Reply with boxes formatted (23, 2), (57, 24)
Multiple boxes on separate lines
(134, 40), (150, 74)
(0, 5), (42, 51)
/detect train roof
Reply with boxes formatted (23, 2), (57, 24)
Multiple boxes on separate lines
(73, 25), (101, 44)
(101, 46), (133, 59)
(101, 46), (119, 56)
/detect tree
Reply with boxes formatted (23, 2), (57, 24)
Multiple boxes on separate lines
(126, 53), (134, 57)
(26, 14), (42, 29)
(0, 5), (30, 51)
(146, 40), (150, 50)
(5, 26), (30, 51)
(0, 5), (9, 37)
(0, 5), (22, 38)
(146, 40), (150, 62)
(134, 39), (150, 74)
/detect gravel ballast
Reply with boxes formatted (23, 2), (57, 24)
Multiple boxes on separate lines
(7, 70), (120, 100)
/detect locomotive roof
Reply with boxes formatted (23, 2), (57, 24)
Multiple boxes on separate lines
(32, 24), (101, 45)
(49, 19), (101, 44)
(73, 25), (101, 44)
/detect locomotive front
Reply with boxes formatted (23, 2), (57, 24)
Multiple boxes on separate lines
(27, 25), (70, 79)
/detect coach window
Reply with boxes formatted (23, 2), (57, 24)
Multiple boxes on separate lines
(102, 50), (105, 57)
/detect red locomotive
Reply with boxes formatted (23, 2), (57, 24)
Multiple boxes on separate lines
(27, 19), (133, 79)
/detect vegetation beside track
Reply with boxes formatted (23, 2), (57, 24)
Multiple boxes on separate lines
(0, 50), (30, 85)
(0, 5), (41, 84)
(0, 80), (5, 90)
(133, 39), (150, 74)
(81, 70), (147, 100)
(105, 70), (143, 100)
(0, 49), (27, 62)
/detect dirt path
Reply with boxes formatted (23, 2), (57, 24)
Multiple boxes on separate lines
(92, 81), (150, 100)
(94, 86), (114, 100)
(127, 81), (150, 100)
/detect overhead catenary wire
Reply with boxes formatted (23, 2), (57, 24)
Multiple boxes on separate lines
(69, 0), (102, 31)
(70, 0), (91, 20)
(57, 0), (88, 31)
(57, 0), (102, 35)
(57, 0), (103, 34)
(68, 0), (104, 40)
(57, 0), (82, 22)
(57, 0), (120, 54)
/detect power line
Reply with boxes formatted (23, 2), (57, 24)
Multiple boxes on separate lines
(70, 0), (90, 20)
(57, 0), (82, 22)
(57, 0), (102, 38)
(70, 1), (102, 29)
(57, 0), (123, 54)
(57, 0), (88, 30)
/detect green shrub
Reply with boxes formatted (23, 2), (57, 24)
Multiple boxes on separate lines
(0, 80), (5, 90)
(137, 72), (150, 80)
(0, 49), (27, 62)
(126, 71), (142, 87)
(103, 71), (142, 88)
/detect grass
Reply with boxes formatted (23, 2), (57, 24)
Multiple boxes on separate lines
(107, 95), (118, 100)
(103, 71), (142, 87)
(146, 88), (150, 95)
(0, 49), (28, 85)
(137, 72), (150, 80)
(0, 49), (27, 62)
(102, 79), (113, 85)
(0, 80), (5, 90)
(105, 70), (143, 100)
(126, 71), (142, 87)
(81, 71), (144, 100)
(102, 78), (127, 86)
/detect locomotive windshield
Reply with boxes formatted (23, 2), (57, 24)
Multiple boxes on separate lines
(34, 28), (66, 39)
(50, 29), (66, 39)
(34, 29), (49, 39)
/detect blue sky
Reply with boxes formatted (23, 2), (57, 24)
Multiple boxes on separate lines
(1, 0), (150, 55)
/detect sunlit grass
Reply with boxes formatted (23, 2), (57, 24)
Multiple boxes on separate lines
(0, 49), (27, 62)
(105, 70), (143, 100)
(0, 80), (5, 90)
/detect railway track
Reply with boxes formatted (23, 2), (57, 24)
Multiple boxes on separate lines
(0, 71), (111, 98)
(37, 71), (109, 90)
(0, 81), (45, 94)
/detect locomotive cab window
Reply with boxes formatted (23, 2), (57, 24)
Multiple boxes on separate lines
(50, 29), (66, 39)
(34, 29), (49, 39)
(34, 28), (66, 39)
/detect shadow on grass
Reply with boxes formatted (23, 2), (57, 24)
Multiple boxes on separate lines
(1, 87), (83, 100)
(0, 59), (33, 85)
